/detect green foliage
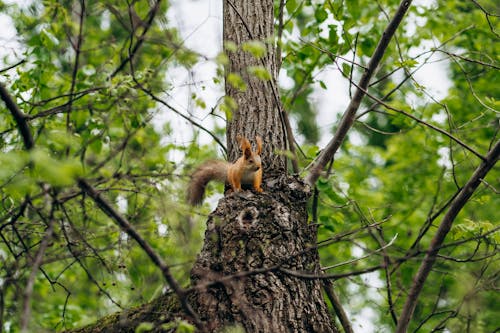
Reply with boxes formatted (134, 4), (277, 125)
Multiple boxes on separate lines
(227, 72), (247, 91)
(241, 40), (267, 59)
(0, 1), (211, 332)
(0, 0), (498, 332)
(135, 322), (154, 333)
(161, 319), (195, 333)
(247, 66), (272, 81)
(279, 0), (498, 331)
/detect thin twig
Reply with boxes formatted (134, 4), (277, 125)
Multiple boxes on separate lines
(395, 140), (500, 333)
(322, 234), (397, 271)
(110, 0), (162, 78)
(351, 81), (487, 161)
(305, 0), (413, 186)
(0, 84), (34, 150)
(66, 0), (86, 136)
(276, 0), (285, 71)
(20, 205), (55, 332)
(0, 59), (26, 74)
(323, 279), (354, 333)
(77, 179), (205, 331)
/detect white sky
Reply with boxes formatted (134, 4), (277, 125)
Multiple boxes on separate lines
(160, 0), (451, 155)
(0, 1), (452, 331)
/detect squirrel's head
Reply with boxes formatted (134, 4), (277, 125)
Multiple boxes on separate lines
(237, 135), (263, 171)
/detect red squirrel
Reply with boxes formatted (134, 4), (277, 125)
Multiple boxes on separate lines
(187, 135), (263, 205)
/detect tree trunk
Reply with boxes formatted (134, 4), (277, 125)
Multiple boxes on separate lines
(188, 0), (337, 331)
(70, 1), (338, 332)
(71, 175), (338, 333)
(190, 174), (337, 332)
(223, 0), (286, 172)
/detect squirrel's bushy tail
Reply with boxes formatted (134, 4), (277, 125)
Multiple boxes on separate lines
(187, 160), (228, 205)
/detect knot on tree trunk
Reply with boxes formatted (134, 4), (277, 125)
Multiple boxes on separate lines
(190, 175), (338, 332)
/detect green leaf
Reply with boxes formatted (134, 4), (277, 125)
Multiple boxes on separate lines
(30, 149), (83, 187)
(286, 0), (298, 13)
(135, 322), (154, 333)
(242, 40), (267, 58)
(315, 7), (328, 23)
(176, 320), (196, 333)
(40, 28), (59, 47)
(220, 96), (238, 119)
(397, 59), (419, 68)
(247, 66), (272, 81)
(342, 62), (351, 75)
(224, 41), (238, 52)
(227, 73), (247, 91)
(215, 52), (229, 65)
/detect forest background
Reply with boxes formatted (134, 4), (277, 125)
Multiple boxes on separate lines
(0, 0), (498, 332)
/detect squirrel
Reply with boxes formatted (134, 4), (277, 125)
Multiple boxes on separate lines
(187, 135), (263, 206)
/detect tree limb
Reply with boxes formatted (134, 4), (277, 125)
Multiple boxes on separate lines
(77, 179), (205, 331)
(322, 279), (354, 333)
(395, 139), (500, 333)
(0, 84), (34, 150)
(21, 201), (55, 332)
(304, 0), (413, 186)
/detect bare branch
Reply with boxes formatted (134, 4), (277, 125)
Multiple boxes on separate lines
(66, 0), (86, 135)
(0, 84), (34, 150)
(323, 279), (354, 333)
(469, 0), (500, 38)
(20, 203), (55, 332)
(276, 0), (285, 71)
(110, 0), (162, 78)
(0, 59), (26, 74)
(134, 80), (227, 154)
(395, 139), (500, 333)
(322, 234), (397, 271)
(365, 92), (487, 161)
(77, 179), (205, 331)
(305, 0), (413, 186)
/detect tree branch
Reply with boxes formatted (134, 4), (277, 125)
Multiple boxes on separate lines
(0, 84), (34, 150)
(21, 202), (55, 332)
(110, 0), (162, 78)
(304, 0), (413, 186)
(66, 0), (86, 135)
(360, 87), (486, 161)
(395, 139), (500, 333)
(77, 179), (205, 331)
(322, 279), (354, 333)
(0, 59), (26, 74)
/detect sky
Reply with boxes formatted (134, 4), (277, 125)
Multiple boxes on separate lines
(0, 0), (451, 150)
(0, 1), (452, 331)
(163, 0), (451, 149)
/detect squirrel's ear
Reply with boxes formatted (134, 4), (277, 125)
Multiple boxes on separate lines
(255, 136), (263, 154)
(238, 136), (251, 150)
(238, 137), (252, 158)
(244, 145), (252, 159)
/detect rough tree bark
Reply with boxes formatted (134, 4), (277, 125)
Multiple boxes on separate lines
(71, 173), (338, 332)
(189, 0), (336, 331)
(71, 0), (338, 331)
(224, 0), (286, 172)
(190, 174), (337, 332)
